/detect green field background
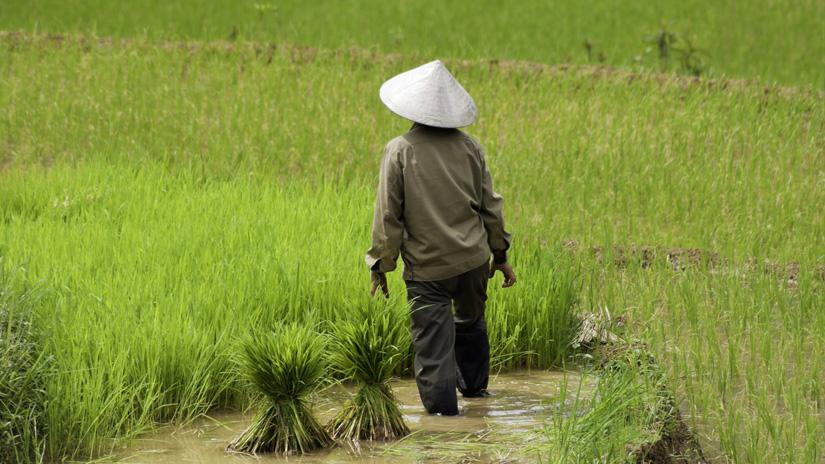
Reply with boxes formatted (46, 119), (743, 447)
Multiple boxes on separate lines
(1, 2), (824, 462)
(1, 0), (824, 87)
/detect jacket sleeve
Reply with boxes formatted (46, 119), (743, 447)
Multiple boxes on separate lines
(365, 145), (405, 273)
(478, 146), (512, 264)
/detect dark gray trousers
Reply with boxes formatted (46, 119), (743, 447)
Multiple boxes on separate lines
(404, 262), (490, 415)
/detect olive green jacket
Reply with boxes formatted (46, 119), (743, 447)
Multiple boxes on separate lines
(365, 124), (511, 281)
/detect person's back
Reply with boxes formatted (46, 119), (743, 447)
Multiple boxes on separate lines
(366, 60), (516, 415)
(372, 124), (507, 281)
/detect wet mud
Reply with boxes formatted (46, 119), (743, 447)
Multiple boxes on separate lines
(111, 370), (587, 463)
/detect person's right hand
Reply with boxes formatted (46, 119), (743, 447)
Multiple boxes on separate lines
(490, 262), (517, 288)
(370, 271), (390, 298)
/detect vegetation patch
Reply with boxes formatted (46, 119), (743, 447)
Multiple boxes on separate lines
(564, 240), (824, 289)
(541, 315), (706, 463)
(326, 310), (410, 442)
(227, 324), (331, 455)
(0, 278), (49, 464)
(0, 30), (822, 463)
(1, 0), (823, 86)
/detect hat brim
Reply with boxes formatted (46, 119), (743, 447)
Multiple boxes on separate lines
(379, 60), (477, 128)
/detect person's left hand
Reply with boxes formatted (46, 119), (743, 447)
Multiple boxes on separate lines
(490, 262), (517, 288)
(370, 271), (389, 298)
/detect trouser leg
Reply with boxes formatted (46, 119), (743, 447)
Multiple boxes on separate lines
(452, 262), (490, 396)
(405, 280), (459, 415)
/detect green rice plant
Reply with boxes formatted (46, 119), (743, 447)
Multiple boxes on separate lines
(0, 34), (822, 461)
(227, 324), (331, 455)
(1, 0), (823, 86)
(0, 274), (49, 464)
(535, 348), (679, 463)
(643, 26), (708, 76)
(326, 310), (410, 441)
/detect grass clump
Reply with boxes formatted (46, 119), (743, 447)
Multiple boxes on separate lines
(227, 324), (331, 455)
(0, 279), (49, 464)
(327, 311), (410, 442)
(537, 344), (705, 463)
(538, 354), (663, 462)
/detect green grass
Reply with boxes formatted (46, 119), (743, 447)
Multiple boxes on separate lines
(540, 360), (661, 462)
(0, 0), (824, 88)
(0, 34), (823, 463)
(227, 324), (331, 454)
(0, 277), (49, 463)
(326, 310), (411, 441)
(536, 346), (701, 463)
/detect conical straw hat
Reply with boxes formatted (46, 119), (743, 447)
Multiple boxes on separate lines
(379, 60), (477, 128)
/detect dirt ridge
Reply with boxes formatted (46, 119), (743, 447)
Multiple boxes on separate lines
(562, 239), (824, 288)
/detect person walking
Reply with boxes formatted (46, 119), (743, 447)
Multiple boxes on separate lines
(365, 60), (516, 415)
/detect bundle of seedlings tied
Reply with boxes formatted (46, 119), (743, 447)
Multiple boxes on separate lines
(327, 312), (410, 441)
(227, 324), (331, 455)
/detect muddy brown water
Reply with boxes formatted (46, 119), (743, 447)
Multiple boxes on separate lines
(110, 370), (590, 463)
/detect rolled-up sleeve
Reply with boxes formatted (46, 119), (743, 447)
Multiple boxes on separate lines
(365, 145), (405, 273)
(479, 149), (512, 264)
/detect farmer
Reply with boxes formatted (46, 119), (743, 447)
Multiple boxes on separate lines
(366, 60), (516, 415)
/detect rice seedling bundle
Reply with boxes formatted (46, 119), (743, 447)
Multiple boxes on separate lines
(227, 324), (331, 455)
(327, 312), (410, 441)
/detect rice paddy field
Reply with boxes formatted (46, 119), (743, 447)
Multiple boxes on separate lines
(1, 0), (824, 88)
(1, 2), (824, 463)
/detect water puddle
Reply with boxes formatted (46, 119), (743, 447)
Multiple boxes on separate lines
(112, 370), (589, 463)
